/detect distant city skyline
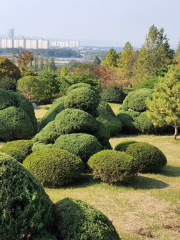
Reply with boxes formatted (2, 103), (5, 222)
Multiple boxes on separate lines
(1, 0), (180, 48)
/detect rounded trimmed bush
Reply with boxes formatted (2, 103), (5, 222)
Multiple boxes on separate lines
(116, 110), (137, 134)
(0, 152), (54, 240)
(94, 121), (110, 145)
(55, 109), (98, 135)
(23, 148), (84, 187)
(64, 87), (99, 113)
(122, 88), (153, 112)
(39, 96), (66, 131)
(133, 112), (154, 134)
(55, 197), (121, 240)
(0, 106), (34, 141)
(0, 147), (26, 163)
(0, 88), (16, 110)
(114, 140), (138, 152)
(125, 142), (167, 173)
(1, 140), (33, 157)
(67, 83), (92, 94)
(32, 142), (53, 152)
(88, 150), (139, 183)
(101, 85), (126, 103)
(96, 104), (122, 136)
(34, 121), (58, 144)
(54, 133), (103, 163)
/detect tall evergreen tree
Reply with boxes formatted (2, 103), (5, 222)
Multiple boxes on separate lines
(40, 54), (44, 70)
(101, 48), (119, 68)
(33, 52), (38, 70)
(44, 58), (49, 70)
(135, 25), (174, 87)
(49, 57), (57, 71)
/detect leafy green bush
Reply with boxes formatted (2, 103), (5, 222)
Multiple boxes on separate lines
(0, 152), (54, 240)
(1, 140), (33, 157)
(0, 88), (16, 110)
(0, 107), (34, 141)
(55, 198), (121, 240)
(32, 142), (53, 152)
(54, 133), (103, 163)
(133, 112), (154, 134)
(39, 96), (66, 131)
(122, 88), (153, 112)
(98, 101), (116, 116)
(55, 109), (98, 135)
(116, 110), (137, 134)
(114, 140), (138, 152)
(138, 77), (159, 89)
(100, 85), (126, 103)
(34, 121), (58, 144)
(64, 87), (99, 114)
(0, 147), (26, 163)
(0, 77), (17, 91)
(88, 150), (138, 183)
(67, 83), (92, 94)
(94, 121), (110, 145)
(23, 148), (84, 187)
(125, 142), (167, 173)
(96, 104), (122, 136)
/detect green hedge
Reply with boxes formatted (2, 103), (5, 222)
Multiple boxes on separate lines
(116, 110), (137, 134)
(32, 142), (53, 152)
(0, 152), (54, 240)
(0, 147), (26, 163)
(133, 112), (154, 134)
(100, 85), (126, 103)
(55, 198), (121, 240)
(67, 83), (92, 94)
(39, 96), (66, 131)
(125, 142), (167, 173)
(88, 150), (138, 183)
(94, 121), (110, 145)
(0, 88), (16, 110)
(122, 88), (153, 112)
(114, 140), (138, 152)
(0, 107), (34, 141)
(64, 87), (99, 114)
(0, 140), (33, 157)
(96, 104), (122, 136)
(55, 109), (98, 135)
(54, 133), (103, 163)
(23, 148), (84, 187)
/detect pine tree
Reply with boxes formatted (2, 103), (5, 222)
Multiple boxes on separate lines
(44, 58), (49, 70)
(101, 48), (119, 68)
(33, 52), (38, 70)
(146, 66), (180, 139)
(49, 57), (57, 71)
(40, 54), (44, 70)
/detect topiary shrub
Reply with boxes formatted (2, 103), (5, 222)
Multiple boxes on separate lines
(138, 77), (159, 89)
(0, 77), (17, 91)
(55, 109), (98, 135)
(0, 147), (26, 163)
(39, 96), (66, 131)
(100, 85), (126, 103)
(133, 112), (154, 134)
(116, 110), (137, 134)
(67, 83), (92, 94)
(23, 148), (84, 188)
(125, 142), (167, 173)
(32, 142), (53, 152)
(0, 89), (38, 140)
(88, 150), (138, 184)
(55, 197), (121, 240)
(98, 101), (116, 117)
(54, 133), (103, 163)
(0, 106), (34, 141)
(0, 152), (54, 240)
(122, 88), (153, 112)
(114, 140), (138, 152)
(94, 121), (110, 146)
(1, 139), (33, 157)
(64, 87), (99, 114)
(96, 104), (122, 136)
(34, 121), (58, 144)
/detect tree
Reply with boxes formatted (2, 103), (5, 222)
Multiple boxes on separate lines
(44, 58), (49, 70)
(60, 66), (68, 78)
(174, 41), (180, 68)
(135, 25), (174, 87)
(117, 42), (137, 81)
(15, 50), (34, 68)
(40, 54), (44, 70)
(146, 66), (180, 139)
(0, 56), (21, 81)
(49, 57), (57, 71)
(11, 51), (16, 64)
(93, 56), (101, 65)
(101, 48), (119, 68)
(17, 76), (43, 101)
(33, 52), (38, 70)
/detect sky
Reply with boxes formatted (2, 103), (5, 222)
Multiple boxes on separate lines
(1, 0), (180, 48)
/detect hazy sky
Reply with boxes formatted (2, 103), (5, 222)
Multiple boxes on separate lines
(1, 0), (179, 48)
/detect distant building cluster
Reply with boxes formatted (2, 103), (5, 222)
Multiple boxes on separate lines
(50, 40), (80, 48)
(0, 28), (80, 49)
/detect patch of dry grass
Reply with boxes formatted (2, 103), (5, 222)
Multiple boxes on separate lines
(108, 103), (121, 114)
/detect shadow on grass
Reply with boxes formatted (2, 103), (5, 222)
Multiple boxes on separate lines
(127, 175), (169, 190)
(161, 165), (180, 177)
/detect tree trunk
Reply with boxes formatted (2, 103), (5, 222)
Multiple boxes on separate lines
(173, 126), (178, 140)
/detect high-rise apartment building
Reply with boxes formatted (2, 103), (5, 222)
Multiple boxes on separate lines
(7, 28), (14, 38)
